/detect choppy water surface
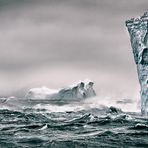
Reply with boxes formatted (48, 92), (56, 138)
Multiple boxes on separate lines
(0, 97), (148, 148)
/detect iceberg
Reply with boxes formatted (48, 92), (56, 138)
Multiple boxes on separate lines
(126, 12), (148, 115)
(25, 80), (96, 101)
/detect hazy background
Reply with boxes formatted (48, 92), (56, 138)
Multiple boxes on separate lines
(0, 0), (147, 100)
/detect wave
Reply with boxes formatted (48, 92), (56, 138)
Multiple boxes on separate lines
(129, 123), (148, 130)
(0, 107), (148, 148)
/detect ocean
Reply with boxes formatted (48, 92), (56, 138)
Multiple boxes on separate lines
(0, 97), (148, 148)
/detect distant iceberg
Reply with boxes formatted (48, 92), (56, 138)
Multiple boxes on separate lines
(25, 80), (96, 101)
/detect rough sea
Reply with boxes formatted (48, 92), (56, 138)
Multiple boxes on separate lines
(0, 97), (148, 148)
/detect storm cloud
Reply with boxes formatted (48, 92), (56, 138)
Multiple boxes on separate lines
(0, 0), (147, 99)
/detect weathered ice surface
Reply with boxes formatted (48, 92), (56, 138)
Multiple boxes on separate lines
(25, 80), (96, 101)
(126, 12), (148, 115)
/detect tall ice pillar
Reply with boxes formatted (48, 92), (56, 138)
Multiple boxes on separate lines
(126, 12), (148, 115)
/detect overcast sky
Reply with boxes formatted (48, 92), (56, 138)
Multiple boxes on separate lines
(0, 0), (147, 99)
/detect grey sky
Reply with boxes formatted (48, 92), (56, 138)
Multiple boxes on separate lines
(0, 0), (147, 99)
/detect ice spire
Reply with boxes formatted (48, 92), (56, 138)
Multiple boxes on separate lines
(126, 12), (148, 115)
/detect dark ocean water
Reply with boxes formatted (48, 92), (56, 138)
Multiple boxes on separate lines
(0, 98), (148, 148)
